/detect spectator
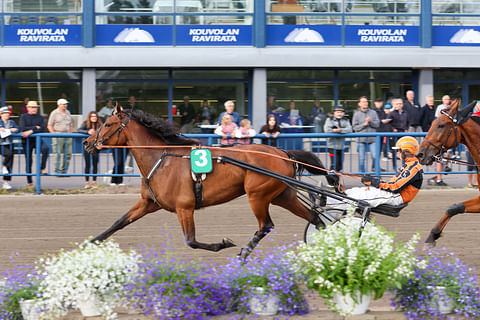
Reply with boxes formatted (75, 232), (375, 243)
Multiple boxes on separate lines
(260, 114), (281, 147)
(267, 96), (280, 113)
(420, 95), (436, 132)
(466, 150), (478, 188)
(217, 100), (241, 126)
(19, 101), (49, 187)
(214, 114), (238, 145)
(20, 97), (30, 115)
(60, 92), (75, 114)
(387, 97), (409, 133)
(179, 96), (197, 130)
(324, 105), (352, 171)
(284, 100), (305, 131)
(352, 96), (380, 173)
(198, 99), (216, 125)
(78, 111), (103, 189)
(381, 104), (395, 163)
(98, 99), (114, 121)
(374, 98), (388, 159)
(124, 95), (141, 110)
(309, 99), (327, 133)
(235, 119), (256, 144)
(48, 98), (73, 175)
(403, 90), (422, 132)
(429, 95), (452, 187)
(0, 106), (19, 190)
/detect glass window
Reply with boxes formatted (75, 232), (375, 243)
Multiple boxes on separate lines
(96, 81), (169, 116)
(96, 70), (168, 79)
(346, 0), (419, 14)
(338, 81), (411, 115)
(433, 83), (462, 104)
(268, 70), (334, 80)
(432, 0), (479, 14)
(267, 81), (334, 119)
(5, 82), (80, 115)
(5, 15), (82, 25)
(344, 15), (419, 26)
(432, 16), (480, 26)
(173, 70), (248, 79)
(465, 71), (480, 80)
(5, 0), (83, 12)
(338, 70), (412, 80)
(5, 70), (81, 80)
(434, 70), (463, 80)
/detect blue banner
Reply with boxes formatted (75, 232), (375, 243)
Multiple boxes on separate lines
(266, 25), (341, 45)
(96, 25), (172, 45)
(433, 26), (480, 46)
(176, 25), (252, 45)
(4, 25), (81, 46)
(345, 25), (419, 46)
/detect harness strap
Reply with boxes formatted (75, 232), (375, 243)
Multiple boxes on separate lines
(142, 152), (168, 207)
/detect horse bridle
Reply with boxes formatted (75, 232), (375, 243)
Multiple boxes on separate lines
(92, 111), (132, 149)
(423, 109), (459, 161)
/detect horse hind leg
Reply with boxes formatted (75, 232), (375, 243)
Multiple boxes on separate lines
(239, 198), (275, 261)
(92, 198), (160, 242)
(426, 196), (480, 245)
(176, 208), (236, 252)
(272, 187), (324, 228)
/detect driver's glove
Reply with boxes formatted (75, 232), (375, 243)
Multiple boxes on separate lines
(361, 175), (380, 188)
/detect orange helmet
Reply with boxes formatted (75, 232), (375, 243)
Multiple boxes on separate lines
(394, 136), (419, 154)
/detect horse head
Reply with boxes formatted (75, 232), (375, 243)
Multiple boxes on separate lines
(416, 99), (460, 165)
(84, 103), (131, 154)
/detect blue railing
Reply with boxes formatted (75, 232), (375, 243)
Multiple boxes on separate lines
(0, 132), (472, 194)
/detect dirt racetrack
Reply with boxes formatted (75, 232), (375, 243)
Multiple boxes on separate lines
(2, 188), (480, 319)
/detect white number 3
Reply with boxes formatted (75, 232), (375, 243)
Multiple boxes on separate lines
(194, 149), (208, 167)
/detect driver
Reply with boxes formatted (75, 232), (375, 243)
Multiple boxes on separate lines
(327, 136), (423, 210)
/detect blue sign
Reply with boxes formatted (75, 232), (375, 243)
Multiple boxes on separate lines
(345, 25), (419, 46)
(96, 25), (172, 45)
(433, 26), (480, 46)
(176, 25), (252, 45)
(4, 25), (81, 46)
(267, 25), (341, 46)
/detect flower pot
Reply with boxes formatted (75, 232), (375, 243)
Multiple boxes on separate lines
(248, 287), (279, 316)
(20, 299), (39, 320)
(427, 285), (454, 314)
(77, 295), (101, 317)
(332, 291), (371, 315)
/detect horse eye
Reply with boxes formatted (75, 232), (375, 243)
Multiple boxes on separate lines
(105, 123), (111, 128)
(437, 124), (445, 129)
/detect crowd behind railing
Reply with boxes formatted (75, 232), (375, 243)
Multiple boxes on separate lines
(0, 131), (476, 195)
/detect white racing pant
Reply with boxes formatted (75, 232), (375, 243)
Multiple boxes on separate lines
(327, 186), (404, 211)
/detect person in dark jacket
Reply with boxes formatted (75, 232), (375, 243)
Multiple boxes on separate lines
(387, 98), (409, 133)
(403, 90), (422, 132)
(19, 100), (49, 186)
(420, 95), (436, 132)
(78, 111), (103, 189)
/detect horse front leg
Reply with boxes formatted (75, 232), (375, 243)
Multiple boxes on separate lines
(426, 195), (480, 245)
(92, 198), (160, 242)
(176, 208), (236, 252)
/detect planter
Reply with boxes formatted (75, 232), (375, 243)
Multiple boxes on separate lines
(248, 287), (279, 316)
(427, 285), (454, 314)
(332, 291), (371, 315)
(77, 295), (101, 317)
(20, 299), (39, 320)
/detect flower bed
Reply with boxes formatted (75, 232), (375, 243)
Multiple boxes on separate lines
(1, 224), (480, 320)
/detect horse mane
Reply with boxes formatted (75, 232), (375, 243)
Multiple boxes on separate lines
(126, 109), (198, 145)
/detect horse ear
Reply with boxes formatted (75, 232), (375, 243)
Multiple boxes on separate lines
(114, 102), (122, 115)
(450, 99), (460, 115)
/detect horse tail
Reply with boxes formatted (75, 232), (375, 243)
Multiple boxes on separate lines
(286, 150), (340, 190)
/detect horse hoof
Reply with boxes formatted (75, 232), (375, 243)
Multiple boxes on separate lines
(222, 237), (236, 248)
(425, 232), (439, 245)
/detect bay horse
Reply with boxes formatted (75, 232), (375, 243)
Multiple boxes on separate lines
(417, 99), (480, 244)
(84, 105), (338, 258)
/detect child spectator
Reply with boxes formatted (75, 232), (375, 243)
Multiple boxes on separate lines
(235, 119), (256, 144)
(214, 114), (238, 145)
